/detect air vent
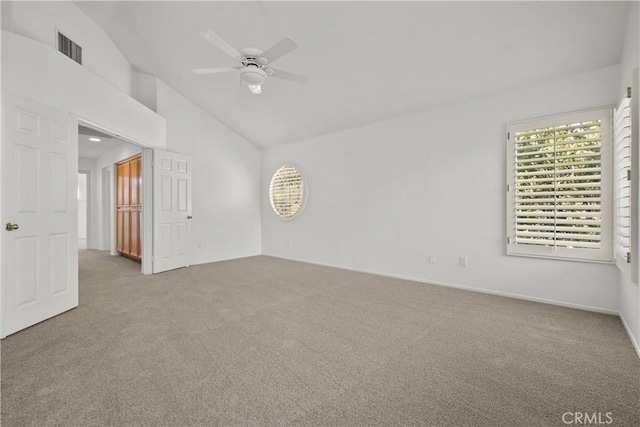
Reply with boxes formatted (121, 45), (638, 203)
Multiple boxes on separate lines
(57, 32), (82, 65)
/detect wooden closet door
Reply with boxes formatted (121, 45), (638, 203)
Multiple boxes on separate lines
(116, 155), (142, 262)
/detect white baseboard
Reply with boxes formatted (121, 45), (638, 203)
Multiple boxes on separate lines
(191, 252), (262, 267)
(265, 254), (619, 316)
(619, 312), (640, 359)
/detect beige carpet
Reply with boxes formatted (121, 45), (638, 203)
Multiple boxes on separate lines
(1, 250), (639, 426)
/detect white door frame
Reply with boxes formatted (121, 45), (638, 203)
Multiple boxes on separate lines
(141, 147), (153, 274)
(75, 118), (153, 275)
(77, 170), (91, 249)
(101, 165), (115, 255)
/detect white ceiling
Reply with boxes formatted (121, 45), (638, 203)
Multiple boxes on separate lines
(78, 132), (126, 159)
(75, 1), (630, 149)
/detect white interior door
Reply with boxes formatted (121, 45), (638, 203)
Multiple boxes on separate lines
(2, 90), (78, 337)
(152, 149), (192, 273)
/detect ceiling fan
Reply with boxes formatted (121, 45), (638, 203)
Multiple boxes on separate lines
(193, 9), (309, 95)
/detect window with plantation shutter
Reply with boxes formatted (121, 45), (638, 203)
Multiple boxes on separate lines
(614, 91), (632, 271)
(269, 164), (306, 219)
(507, 108), (612, 262)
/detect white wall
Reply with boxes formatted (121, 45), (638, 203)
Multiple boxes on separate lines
(1, 30), (166, 149)
(618, 1), (640, 355)
(262, 65), (621, 314)
(133, 71), (158, 113)
(1, 0), (132, 95)
(156, 80), (262, 265)
(79, 157), (97, 173)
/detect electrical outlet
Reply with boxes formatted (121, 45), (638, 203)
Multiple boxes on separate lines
(459, 256), (468, 267)
(428, 255), (437, 264)
(280, 238), (289, 246)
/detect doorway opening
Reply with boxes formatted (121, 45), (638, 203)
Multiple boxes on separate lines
(78, 122), (150, 273)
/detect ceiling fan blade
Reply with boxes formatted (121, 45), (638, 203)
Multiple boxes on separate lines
(261, 37), (298, 64)
(269, 68), (310, 85)
(192, 67), (240, 75)
(200, 30), (243, 60)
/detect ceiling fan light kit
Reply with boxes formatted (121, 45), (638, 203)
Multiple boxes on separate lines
(247, 84), (262, 95)
(240, 63), (266, 95)
(193, 22), (309, 95)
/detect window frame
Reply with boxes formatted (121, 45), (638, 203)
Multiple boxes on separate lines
(506, 107), (613, 263)
(268, 163), (308, 221)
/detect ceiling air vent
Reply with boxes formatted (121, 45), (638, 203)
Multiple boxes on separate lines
(57, 31), (82, 65)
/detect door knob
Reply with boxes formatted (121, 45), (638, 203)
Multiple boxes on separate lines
(5, 223), (19, 231)
(187, 215), (193, 220)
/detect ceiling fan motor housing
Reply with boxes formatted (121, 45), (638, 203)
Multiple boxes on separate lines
(239, 47), (264, 59)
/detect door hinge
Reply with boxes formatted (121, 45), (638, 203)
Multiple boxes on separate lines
(507, 236), (511, 244)
(627, 87), (632, 98)
(507, 184), (510, 192)
(627, 252), (631, 264)
(628, 169), (632, 181)
(507, 131), (510, 140)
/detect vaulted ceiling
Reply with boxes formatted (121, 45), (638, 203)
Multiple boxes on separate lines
(75, 1), (630, 149)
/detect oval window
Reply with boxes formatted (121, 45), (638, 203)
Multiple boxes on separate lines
(269, 164), (306, 219)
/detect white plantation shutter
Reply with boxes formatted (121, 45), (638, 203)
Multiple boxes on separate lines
(614, 94), (632, 270)
(269, 164), (306, 219)
(507, 108), (612, 262)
